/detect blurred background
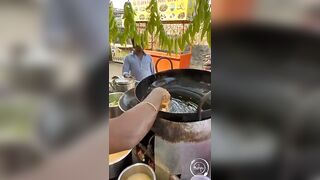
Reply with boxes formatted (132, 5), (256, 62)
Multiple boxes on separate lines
(213, 0), (320, 180)
(0, 0), (108, 179)
(0, 0), (320, 179)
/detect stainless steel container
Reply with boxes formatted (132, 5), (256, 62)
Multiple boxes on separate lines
(134, 69), (211, 179)
(118, 163), (156, 180)
(109, 150), (132, 179)
(153, 92), (212, 180)
(109, 92), (124, 118)
(153, 118), (211, 179)
(109, 76), (135, 92)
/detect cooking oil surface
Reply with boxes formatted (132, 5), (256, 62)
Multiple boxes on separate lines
(168, 98), (198, 113)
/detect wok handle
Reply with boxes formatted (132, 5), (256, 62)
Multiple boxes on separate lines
(111, 75), (120, 79)
(197, 91), (211, 120)
(155, 57), (173, 73)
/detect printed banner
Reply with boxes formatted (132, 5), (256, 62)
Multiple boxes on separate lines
(132, 0), (195, 21)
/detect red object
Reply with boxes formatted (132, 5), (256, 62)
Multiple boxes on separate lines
(144, 50), (192, 72)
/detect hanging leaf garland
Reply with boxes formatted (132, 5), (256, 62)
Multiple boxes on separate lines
(142, 0), (211, 52)
(119, 2), (137, 45)
(109, 0), (211, 53)
(109, 2), (118, 43)
(207, 24), (211, 47)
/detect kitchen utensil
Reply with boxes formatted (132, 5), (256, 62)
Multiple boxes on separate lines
(109, 76), (135, 92)
(118, 163), (156, 180)
(135, 69), (211, 122)
(135, 69), (212, 179)
(109, 150), (132, 179)
(109, 92), (124, 118)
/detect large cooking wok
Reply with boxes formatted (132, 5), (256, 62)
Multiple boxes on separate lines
(135, 69), (211, 122)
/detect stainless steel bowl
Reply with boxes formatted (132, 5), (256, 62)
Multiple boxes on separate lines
(118, 163), (156, 180)
(109, 150), (132, 179)
(109, 76), (136, 92)
(109, 92), (124, 118)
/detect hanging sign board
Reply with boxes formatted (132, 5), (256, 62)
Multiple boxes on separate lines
(132, 0), (195, 21)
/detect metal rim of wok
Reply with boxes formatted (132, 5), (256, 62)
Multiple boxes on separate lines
(119, 88), (139, 112)
(135, 69), (211, 122)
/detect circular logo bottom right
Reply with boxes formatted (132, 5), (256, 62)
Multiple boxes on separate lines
(189, 158), (209, 177)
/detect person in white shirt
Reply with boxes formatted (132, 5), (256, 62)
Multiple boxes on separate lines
(123, 45), (155, 81)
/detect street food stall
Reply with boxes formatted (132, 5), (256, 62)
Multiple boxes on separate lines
(108, 0), (211, 179)
(144, 50), (192, 72)
(132, 0), (195, 71)
(109, 69), (211, 180)
(111, 0), (208, 72)
(110, 8), (134, 63)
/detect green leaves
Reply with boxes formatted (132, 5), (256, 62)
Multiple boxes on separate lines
(109, 2), (119, 43)
(184, 31), (191, 45)
(207, 25), (211, 47)
(200, 26), (207, 41)
(181, 36), (186, 51)
(174, 38), (178, 55)
(109, 0), (211, 53)
(136, 33), (141, 47)
(168, 38), (173, 55)
(143, 31), (149, 48)
(178, 37), (183, 51)
(146, 0), (154, 10)
(121, 2), (136, 45)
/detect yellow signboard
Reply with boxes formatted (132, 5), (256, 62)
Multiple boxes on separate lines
(132, 0), (195, 21)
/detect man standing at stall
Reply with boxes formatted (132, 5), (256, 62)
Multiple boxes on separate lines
(122, 45), (155, 81)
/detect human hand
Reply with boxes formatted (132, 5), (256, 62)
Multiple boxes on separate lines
(123, 74), (133, 78)
(153, 87), (171, 111)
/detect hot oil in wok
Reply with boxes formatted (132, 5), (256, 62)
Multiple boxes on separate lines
(168, 98), (198, 113)
(150, 77), (210, 94)
(147, 77), (209, 113)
